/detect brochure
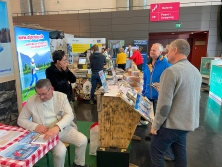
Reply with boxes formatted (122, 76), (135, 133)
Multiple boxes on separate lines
(98, 70), (108, 92)
(0, 143), (39, 160)
(134, 94), (154, 123)
(0, 130), (23, 147)
(18, 131), (47, 144)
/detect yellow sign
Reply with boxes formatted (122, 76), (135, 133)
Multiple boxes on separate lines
(72, 44), (90, 53)
(96, 43), (102, 47)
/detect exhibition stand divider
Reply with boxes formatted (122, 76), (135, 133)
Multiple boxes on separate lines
(0, 0), (22, 126)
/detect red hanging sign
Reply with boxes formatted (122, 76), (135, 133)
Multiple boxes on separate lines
(150, 2), (180, 22)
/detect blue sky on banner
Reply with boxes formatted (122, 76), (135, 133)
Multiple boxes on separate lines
(0, 2), (9, 29)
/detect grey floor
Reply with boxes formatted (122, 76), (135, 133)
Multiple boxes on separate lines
(74, 90), (222, 167)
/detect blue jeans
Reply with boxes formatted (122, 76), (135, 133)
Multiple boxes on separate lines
(150, 127), (189, 167)
(90, 73), (102, 101)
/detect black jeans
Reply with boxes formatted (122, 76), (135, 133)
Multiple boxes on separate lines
(117, 64), (126, 70)
(137, 63), (143, 71)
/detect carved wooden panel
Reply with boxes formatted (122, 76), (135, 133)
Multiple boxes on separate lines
(98, 96), (140, 149)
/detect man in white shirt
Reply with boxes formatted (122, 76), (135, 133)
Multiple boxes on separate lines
(17, 79), (91, 167)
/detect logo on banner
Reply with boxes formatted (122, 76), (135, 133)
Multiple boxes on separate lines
(150, 2), (180, 22)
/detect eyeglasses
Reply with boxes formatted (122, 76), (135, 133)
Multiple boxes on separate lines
(36, 87), (51, 97)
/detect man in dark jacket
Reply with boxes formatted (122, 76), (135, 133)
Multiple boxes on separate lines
(89, 45), (106, 104)
(46, 50), (77, 122)
(46, 50), (76, 102)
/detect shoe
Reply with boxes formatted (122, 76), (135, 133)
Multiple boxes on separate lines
(145, 134), (152, 140)
(132, 135), (141, 141)
(90, 100), (94, 105)
(164, 155), (174, 161)
(72, 163), (92, 167)
(137, 120), (149, 126)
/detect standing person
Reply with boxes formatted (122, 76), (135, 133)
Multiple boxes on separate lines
(164, 44), (169, 60)
(89, 45), (106, 104)
(25, 58), (39, 97)
(116, 48), (127, 70)
(129, 48), (144, 71)
(17, 79), (91, 167)
(46, 50), (76, 120)
(142, 43), (171, 135)
(126, 45), (132, 58)
(101, 48), (105, 54)
(104, 47), (111, 59)
(150, 39), (202, 167)
(139, 46), (143, 53)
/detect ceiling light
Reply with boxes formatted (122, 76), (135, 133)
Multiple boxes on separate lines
(172, 33), (175, 34)
(191, 32), (193, 34)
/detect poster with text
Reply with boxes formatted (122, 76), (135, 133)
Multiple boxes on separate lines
(14, 27), (51, 105)
(0, 2), (14, 77)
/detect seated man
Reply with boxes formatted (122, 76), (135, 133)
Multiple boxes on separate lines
(17, 79), (91, 167)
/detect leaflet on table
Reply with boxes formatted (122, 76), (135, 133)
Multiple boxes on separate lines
(0, 130), (23, 147)
(0, 142), (39, 160)
(126, 86), (138, 103)
(134, 94), (154, 123)
(18, 131), (47, 144)
(98, 70), (108, 92)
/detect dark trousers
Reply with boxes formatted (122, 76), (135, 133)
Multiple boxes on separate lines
(150, 127), (188, 167)
(137, 63), (143, 71)
(117, 64), (126, 71)
(90, 73), (102, 101)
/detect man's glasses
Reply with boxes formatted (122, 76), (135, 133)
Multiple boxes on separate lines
(36, 87), (51, 97)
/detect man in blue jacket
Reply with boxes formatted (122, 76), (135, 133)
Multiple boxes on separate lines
(142, 43), (174, 160)
(142, 43), (171, 112)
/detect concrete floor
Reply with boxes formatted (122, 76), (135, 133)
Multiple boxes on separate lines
(74, 90), (222, 167)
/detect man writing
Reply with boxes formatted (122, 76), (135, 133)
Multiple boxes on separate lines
(18, 79), (91, 167)
(150, 39), (202, 167)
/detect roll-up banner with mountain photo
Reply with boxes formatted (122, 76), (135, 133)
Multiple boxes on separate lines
(0, 2), (14, 77)
(14, 27), (51, 106)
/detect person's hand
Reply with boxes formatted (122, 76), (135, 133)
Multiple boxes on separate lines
(43, 125), (60, 140)
(154, 82), (160, 92)
(151, 126), (158, 135)
(59, 62), (68, 71)
(35, 125), (48, 134)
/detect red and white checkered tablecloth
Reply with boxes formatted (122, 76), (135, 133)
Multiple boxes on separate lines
(0, 124), (59, 167)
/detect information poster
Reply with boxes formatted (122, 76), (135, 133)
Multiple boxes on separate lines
(0, 2), (14, 77)
(134, 40), (148, 70)
(69, 38), (106, 54)
(14, 27), (51, 105)
(209, 65), (222, 104)
(200, 57), (216, 77)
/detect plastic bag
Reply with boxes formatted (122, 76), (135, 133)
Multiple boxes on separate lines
(89, 122), (99, 155)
